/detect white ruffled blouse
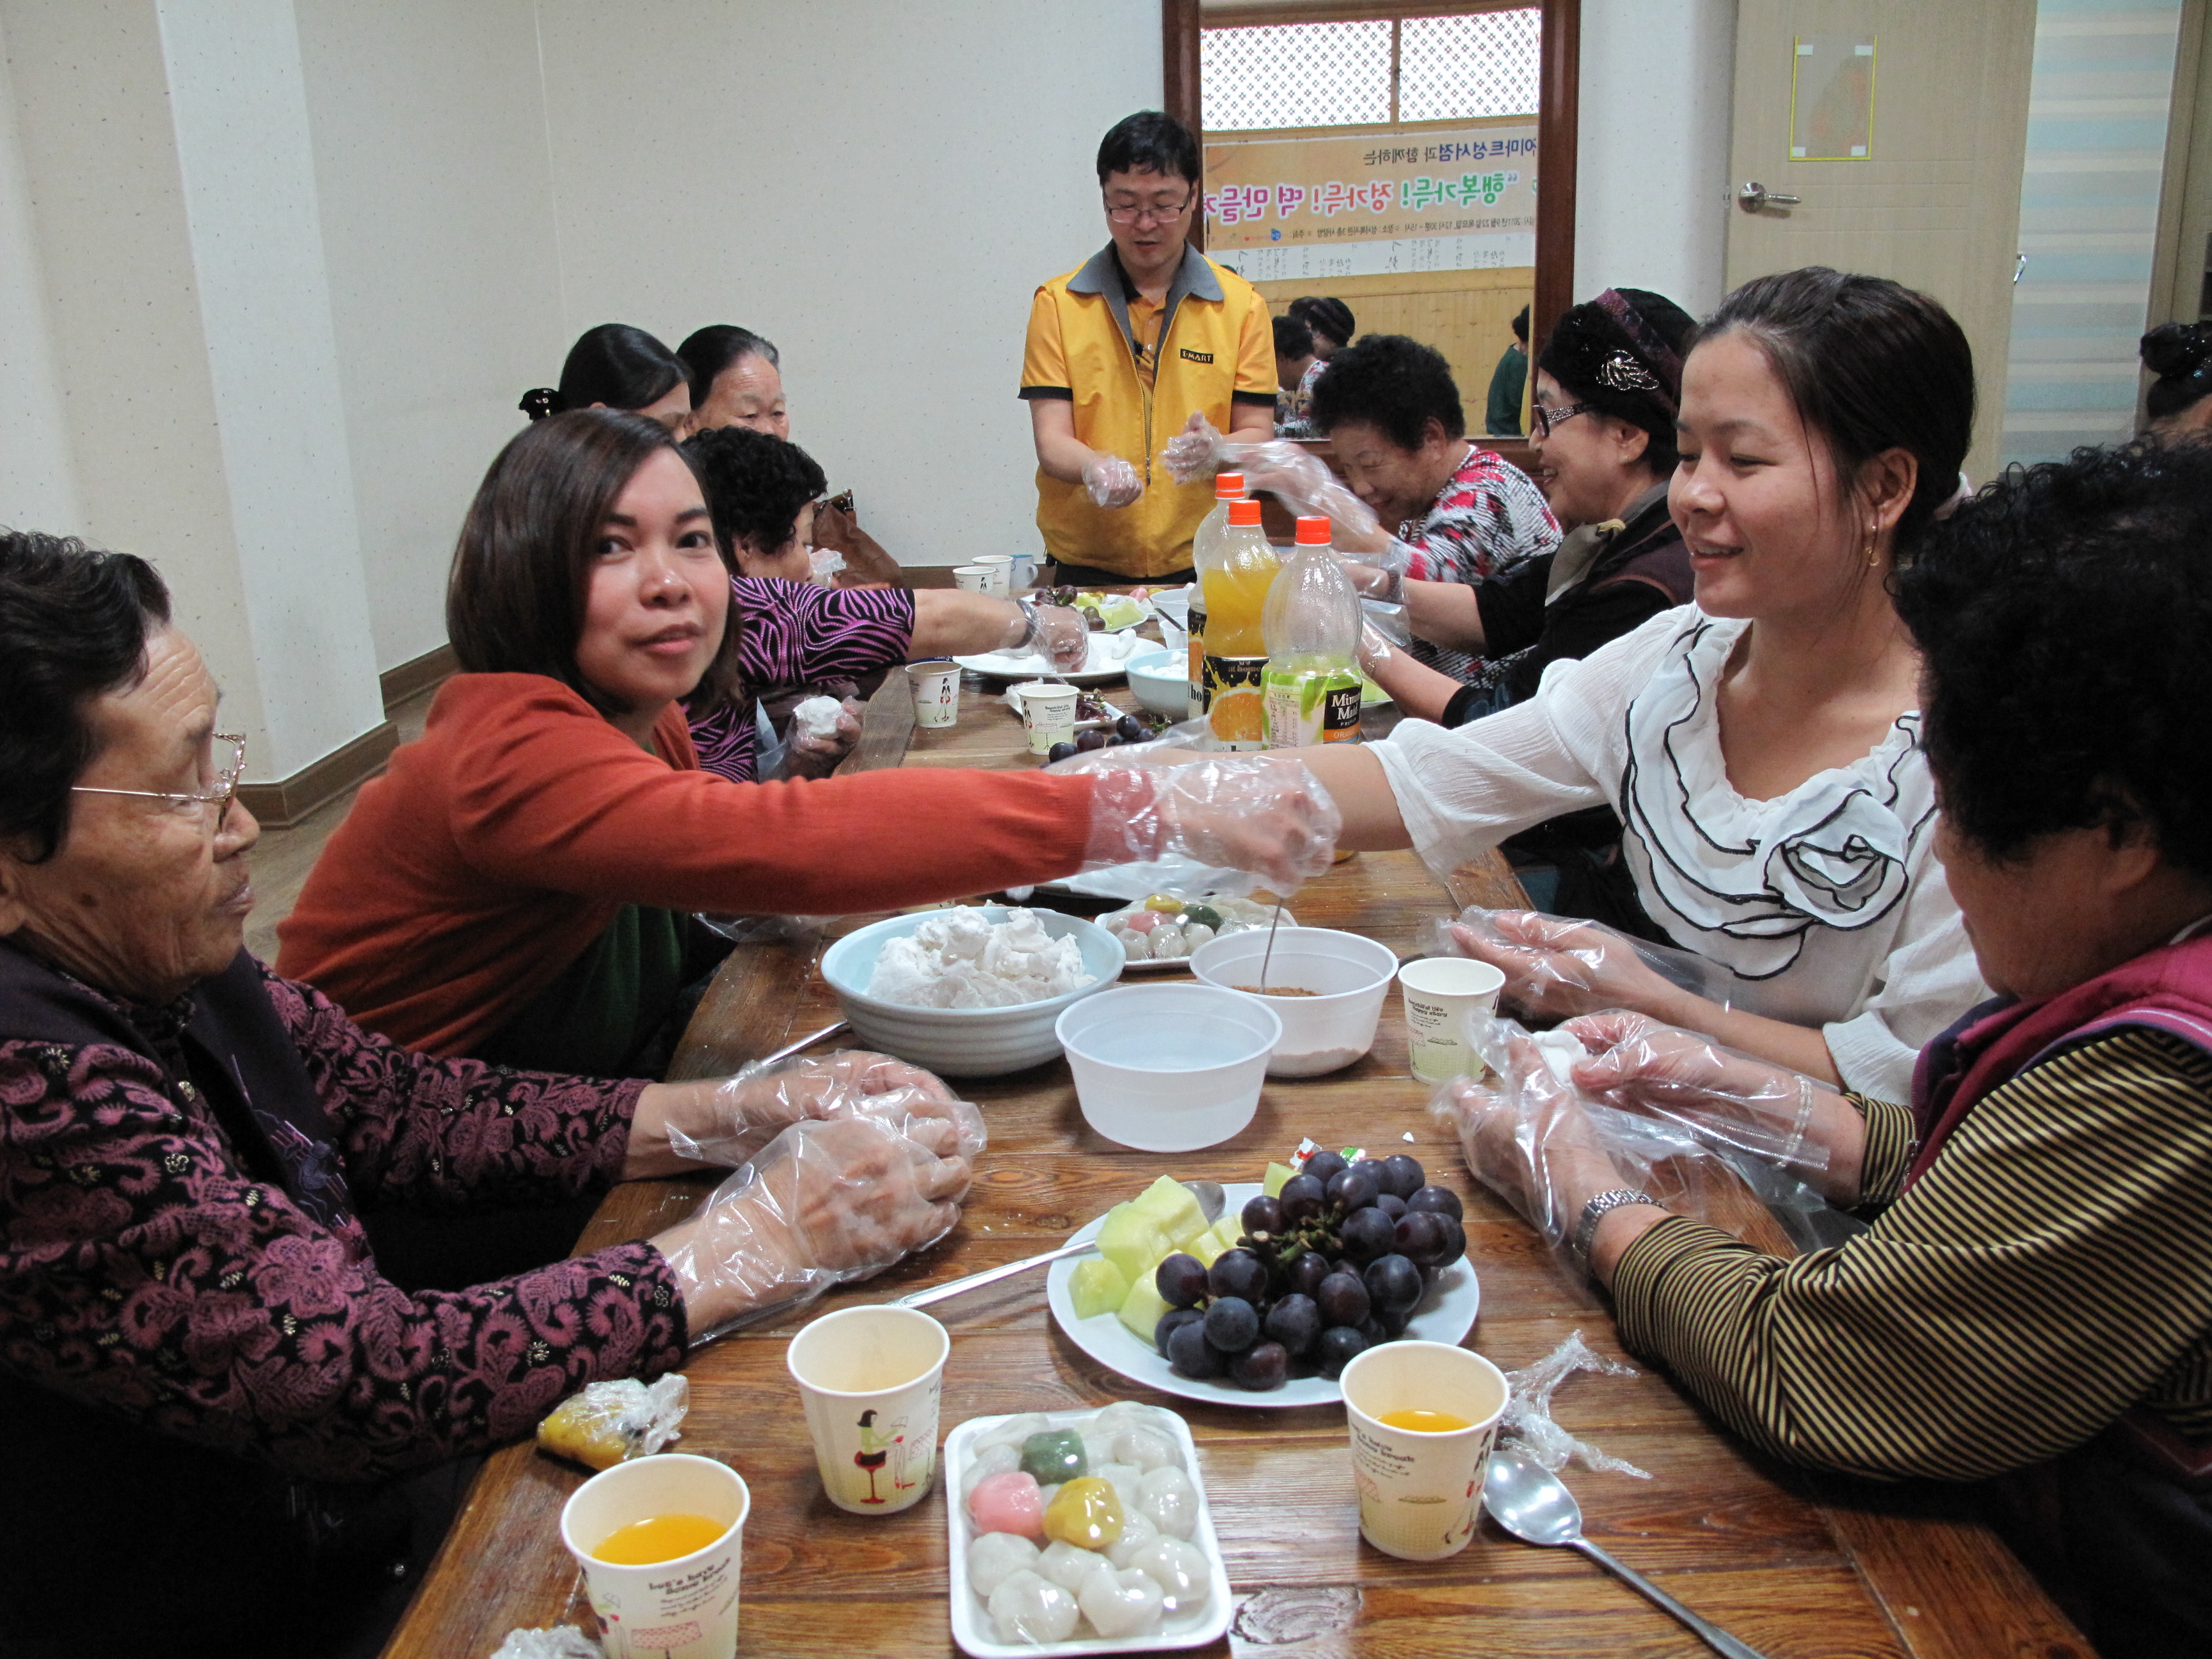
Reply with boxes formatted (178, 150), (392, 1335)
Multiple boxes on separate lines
(1369, 607), (1989, 1102)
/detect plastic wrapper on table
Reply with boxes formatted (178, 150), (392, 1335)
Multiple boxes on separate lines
(1501, 1330), (1651, 1479)
(693, 911), (837, 945)
(536, 1375), (691, 1470)
(490, 1628), (603, 1659)
(664, 1053), (987, 1168)
(1428, 905), (1738, 1022)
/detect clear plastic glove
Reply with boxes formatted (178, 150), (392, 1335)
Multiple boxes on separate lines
(1082, 454), (1144, 509)
(1356, 620), (1399, 677)
(1439, 907), (1732, 1025)
(1066, 748), (1341, 896)
(661, 1051), (984, 1169)
(1333, 544), (1412, 605)
(1159, 412), (1228, 483)
(659, 1114), (972, 1343)
(1006, 599), (1091, 672)
(782, 696), (864, 780)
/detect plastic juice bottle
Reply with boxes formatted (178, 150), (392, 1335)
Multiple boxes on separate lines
(1187, 472), (1245, 714)
(1261, 516), (1363, 749)
(1200, 499), (1279, 749)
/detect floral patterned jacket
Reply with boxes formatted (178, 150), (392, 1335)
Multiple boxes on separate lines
(0, 940), (687, 1487)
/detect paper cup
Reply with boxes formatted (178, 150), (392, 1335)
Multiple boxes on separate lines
(1397, 957), (1506, 1084)
(785, 1305), (949, 1516)
(1020, 682), (1081, 755)
(972, 554), (1013, 595)
(1339, 1342), (1509, 1562)
(1008, 550), (1038, 591)
(561, 1453), (750, 1659)
(952, 564), (995, 593)
(906, 660), (960, 728)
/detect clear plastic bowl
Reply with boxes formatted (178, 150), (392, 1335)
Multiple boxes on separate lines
(1054, 984), (1281, 1151)
(1189, 926), (1399, 1077)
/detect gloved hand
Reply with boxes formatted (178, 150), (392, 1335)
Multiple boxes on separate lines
(1448, 910), (1693, 1026)
(1082, 454), (1144, 509)
(1070, 751), (1341, 895)
(1356, 621), (1399, 678)
(656, 1050), (985, 1169)
(1333, 541), (1413, 604)
(1006, 599), (1091, 672)
(657, 1113), (973, 1343)
(1160, 412), (1227, 483)
(781, 698), (865, 780)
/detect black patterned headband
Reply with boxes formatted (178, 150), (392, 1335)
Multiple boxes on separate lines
(1592, 289), (1683, 419)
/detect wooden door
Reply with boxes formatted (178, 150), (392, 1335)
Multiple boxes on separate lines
(1726, 1), (2038, 483)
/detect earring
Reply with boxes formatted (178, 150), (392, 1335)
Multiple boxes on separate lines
(1866, 522), (1880, 566)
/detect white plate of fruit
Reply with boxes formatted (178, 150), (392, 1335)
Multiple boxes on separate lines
(1045, 1147), (1479, 1409)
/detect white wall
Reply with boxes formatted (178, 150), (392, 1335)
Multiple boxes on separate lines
(0, 9), (79, 534)
(1573, 0), (1736, 319)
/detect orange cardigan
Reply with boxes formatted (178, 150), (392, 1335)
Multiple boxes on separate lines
(276, 674), (1098, 1057)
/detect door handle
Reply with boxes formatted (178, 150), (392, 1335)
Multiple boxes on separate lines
(1737, 182), (1802, 214)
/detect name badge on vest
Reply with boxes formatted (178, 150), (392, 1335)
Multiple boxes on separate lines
(1180, 348), (1215, 364)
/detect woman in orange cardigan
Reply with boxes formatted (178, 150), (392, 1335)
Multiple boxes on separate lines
(279, 411), (1333, 1077)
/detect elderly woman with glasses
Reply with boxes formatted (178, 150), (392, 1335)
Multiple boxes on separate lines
(0, 532), (994, 1656)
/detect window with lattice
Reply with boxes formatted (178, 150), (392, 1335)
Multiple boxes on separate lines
(1201, 8), (1541, 132)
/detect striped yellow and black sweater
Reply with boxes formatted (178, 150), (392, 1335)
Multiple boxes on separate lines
(1611, 1025), (2212, 1482)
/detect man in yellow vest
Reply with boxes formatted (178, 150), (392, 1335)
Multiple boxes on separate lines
(1022, 111), (1277, 584)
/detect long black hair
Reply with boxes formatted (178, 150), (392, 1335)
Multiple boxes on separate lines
(518, 325), (687, 421)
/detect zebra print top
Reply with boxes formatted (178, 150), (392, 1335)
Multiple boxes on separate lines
(1612, 1025), (2212, 1482)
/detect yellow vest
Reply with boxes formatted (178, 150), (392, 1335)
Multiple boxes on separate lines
(1023, 245), (1272, 579)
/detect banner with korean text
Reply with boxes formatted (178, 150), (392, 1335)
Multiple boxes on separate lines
(1202, 125), (1536, 284)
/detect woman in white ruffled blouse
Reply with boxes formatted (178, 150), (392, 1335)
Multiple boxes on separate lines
(1304, 268), (1989, 1102)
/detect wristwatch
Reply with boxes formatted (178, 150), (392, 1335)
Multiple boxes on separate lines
(1573, 1188), (1657, 1265)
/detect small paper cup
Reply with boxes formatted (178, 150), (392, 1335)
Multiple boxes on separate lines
(1008, 550), (1039, 591)
(785, 1305), (950, 1516)
(1020, 682), (1081, 755)
(952, 563), (995, 593)
(1397, 957), (1506, 1084)
(1338, 1342), (1509, 1562)
(560, 1453), (750, 1659)
(906, 660), (961, 728)
(972, 554), (1014, 595)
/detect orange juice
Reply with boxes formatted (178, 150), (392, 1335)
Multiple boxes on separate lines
(1199, 552), (1280, 656)
(591, 1512), (729, 1565)
(1376, 1408), (1475, 1433)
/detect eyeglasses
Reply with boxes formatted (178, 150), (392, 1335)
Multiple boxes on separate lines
(1103, 194), (1194, 225)
(72, 733), (248, 832)
(1531, 401), (1595, 439)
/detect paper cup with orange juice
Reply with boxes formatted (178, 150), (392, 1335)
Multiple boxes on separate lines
(1338, 1340), (1509, 1561)
(560, 1452), (750, 1659)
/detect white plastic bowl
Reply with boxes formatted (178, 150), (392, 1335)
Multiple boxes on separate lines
(1123, 648), (1190, 718)
(1055, 983), (1281, 1151)
(1190, 926), (1399, 1077)
(820, 908), (1123, 1077)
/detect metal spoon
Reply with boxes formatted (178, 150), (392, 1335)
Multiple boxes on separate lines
(1482, 1448), (1772, 1659)
(1257, 899), (1285, 991)
(895, 1180), (1227, 1310)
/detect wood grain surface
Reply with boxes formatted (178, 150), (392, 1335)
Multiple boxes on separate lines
(381, 659), (2086, 1659)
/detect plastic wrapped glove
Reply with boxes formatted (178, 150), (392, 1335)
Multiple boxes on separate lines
(1436, 907), (1734, 1025)
(1333, 543), (1413, 605)
(1159, 412), (1228, 483)
(1006, 599), (1091, 672)
(1356, 620), (1400, 678)
(782, 696), (864, 780)
(659, 1113), (972, 1343)
(661, 1051), (984, 1168)
(1069, 752), (1341, 896)
(1082, 454), (1144, 509)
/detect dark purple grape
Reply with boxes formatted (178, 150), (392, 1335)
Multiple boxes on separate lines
(1263, 1293), (1321, 1357)
(1376, 1193), (1407, 1223)
(1379, 1154), (1425, 1198)
(1356, 1315), (1388, 1345)
(1394, 1212), (1447, 1267)
(1074, 729), (1107, 753)
(1285, 1250), (1331, 1297)
(1167, 1318), (1223, 1378)
(1046, 741), (1078, 764)
(1155, 1306), (1204, 1356)
(1351, 1157), (1388, 1189)
(1231, 1340), (1290, 1390)
(1331, 1257), (1357, 1279)
(1208, 1249), (1267, 1304)
(1203, 1295), (1260, 1353)
(1373, 1304), (1411, 1340)
(1338, 1205), (1396, 1265)
(1301, 1149), (1348, 1185)
(1326, 1169), (1378, 1212)
(1240, 1194), (1285, 1238)
(1431, 1216), (1467, 1267)
(1364, 1253), (1423, 1313)
(1405, 1185), (1463, 1220)
(1314, 1270), (1370, 1328)
(1277, 1173), (1326, 1225)
(1100, 734), (1125, 748)
(1317, 1323), (1368, 1378)
(1116, 713), (1148, 742)
(1155, 1253), (1208, 1309)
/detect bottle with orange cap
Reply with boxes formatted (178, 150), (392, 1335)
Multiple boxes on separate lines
(1197, 496), (1280, 749)
(1261, 516), (1363, 748)
(1186, 471), (1246, 719)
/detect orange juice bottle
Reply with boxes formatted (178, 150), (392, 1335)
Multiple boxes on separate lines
(1199, 499), (1279, 749)
(1187, 472), (1246, 714)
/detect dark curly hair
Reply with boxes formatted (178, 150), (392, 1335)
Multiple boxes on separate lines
(1308, 333), (1463, 450)
(682, 425), (828, 561)
(1272, 314), (1314, 360)
(2141, 321), (2212, 422)
(1538, 287), (1696, 472)
(0, 531), (172, 863)
(1893, 438), (2212, 878)
(1288, 296), (1355, 351)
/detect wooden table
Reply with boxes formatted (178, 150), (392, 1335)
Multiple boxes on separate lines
(385, 662), (2087, 1659)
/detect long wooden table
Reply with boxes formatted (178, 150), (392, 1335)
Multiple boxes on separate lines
(385, 656), (2087, 1658)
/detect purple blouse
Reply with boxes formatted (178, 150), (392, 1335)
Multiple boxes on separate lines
(691, 575), (917, 782)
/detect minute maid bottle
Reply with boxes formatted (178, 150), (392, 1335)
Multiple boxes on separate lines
(1262, 516), (1363, 748)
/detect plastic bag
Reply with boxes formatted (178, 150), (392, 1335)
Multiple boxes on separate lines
(789, 695), (848, 743)
(664, 1052), (987, 1168)
(536, 1375), (690, 1470)
(1428, 906), (1738, 1022)
(490, 1629), (602, 1659)
(693, 912), (836, 945)
(1501, 1331), (1650, 1479)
